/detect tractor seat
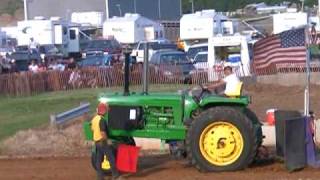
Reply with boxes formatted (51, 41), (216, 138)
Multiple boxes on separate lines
(225, 82), (243, 98)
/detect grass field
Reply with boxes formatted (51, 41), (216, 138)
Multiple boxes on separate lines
(0, 84), (187, 141)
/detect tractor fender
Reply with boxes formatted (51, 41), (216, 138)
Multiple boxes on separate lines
(199, 96), (249, 109)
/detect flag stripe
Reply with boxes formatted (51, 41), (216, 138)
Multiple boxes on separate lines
(254, 36), (280, 52)
(254, 47), (306, 63)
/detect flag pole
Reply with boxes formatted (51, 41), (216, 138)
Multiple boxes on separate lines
(304, 26), (311, 116)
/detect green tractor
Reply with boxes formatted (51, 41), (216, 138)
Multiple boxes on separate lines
(84, 51), (263, 172)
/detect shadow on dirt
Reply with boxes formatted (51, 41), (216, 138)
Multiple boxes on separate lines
(125, 154), (176, 178)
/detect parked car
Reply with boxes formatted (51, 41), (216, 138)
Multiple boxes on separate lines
(78, 55), (113, 67)
(0, 47), (14, 57)
(131, 39), (177, 63)
(39, 45), (63, 61)
(193, 51), (208, 70)
(82, 39), (122, 60)
(187, 43), (208, 62)
(150, 50), (195, 83)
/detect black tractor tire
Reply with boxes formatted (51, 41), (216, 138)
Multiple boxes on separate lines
(186, 106), (257, 172)
(244, 108), (263, 147)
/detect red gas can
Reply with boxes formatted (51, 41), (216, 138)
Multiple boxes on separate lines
(266, 109), (276, 126)
(116, 144), (140, 173)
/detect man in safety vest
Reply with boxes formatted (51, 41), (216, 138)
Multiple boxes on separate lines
(91, 103), (121, 180)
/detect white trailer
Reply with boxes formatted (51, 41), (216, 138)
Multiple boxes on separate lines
(207, 35), (251, 81)
(71, 11), (104, 27)
(103, 13), (164, 45)
(273, 12), (307, 34)
(17, 17), (85, 57)
(180, 9), (235, 51)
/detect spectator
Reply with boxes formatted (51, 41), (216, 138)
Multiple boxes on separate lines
(28, 38), (39, 54)
(28, 59), (39, 73)
(48, 60), (65, 71)
(67, 57), (77, 70)
(38, 62), (47, 72)
(10, 59), (19, 73)
(68, 66), (82, 88)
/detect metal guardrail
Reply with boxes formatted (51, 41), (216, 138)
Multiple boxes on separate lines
(50, 102), (90, 125)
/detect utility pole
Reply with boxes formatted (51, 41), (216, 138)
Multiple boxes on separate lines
(134, 0), (137, 13)
(23, 0), (28, 20)
(318, 0), (320, 17)
(158, 0), (161, 19)
(105, 0), (109, 19)
(116, 4), (122, 17)
(189, 0), (194, 13)
(300, 0), (305, 12)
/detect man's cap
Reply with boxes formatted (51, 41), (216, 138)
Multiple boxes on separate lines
(97, 103), (108, 115)
(223, 62), (233, 71)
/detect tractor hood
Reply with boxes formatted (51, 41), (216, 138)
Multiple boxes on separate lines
(98, 92), (184, 106)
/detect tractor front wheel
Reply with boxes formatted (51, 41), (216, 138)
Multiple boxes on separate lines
(186, 106), (257, 172)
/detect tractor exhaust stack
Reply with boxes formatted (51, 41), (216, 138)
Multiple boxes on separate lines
(142, 43), (149, 95)
(123, 52), (130, 96)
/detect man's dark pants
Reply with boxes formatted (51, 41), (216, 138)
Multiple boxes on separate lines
(95, 141), (119, 180)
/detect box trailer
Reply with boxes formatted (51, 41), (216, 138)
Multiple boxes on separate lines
(273, 12), (307, 34)
(17, 17), (86, 57)
(207, 34), (251, 81)
(103, 13), (164, 45)
(180, 9), (235, 51)
(71, 11), (104, 27)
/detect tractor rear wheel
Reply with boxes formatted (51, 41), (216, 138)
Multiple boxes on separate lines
(186, 106), (257, 172)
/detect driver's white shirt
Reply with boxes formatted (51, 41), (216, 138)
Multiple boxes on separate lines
(223, 73), (240, 94)
(29, 41), (38, 49)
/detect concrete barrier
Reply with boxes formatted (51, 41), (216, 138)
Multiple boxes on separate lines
(257, 72), (320, 86)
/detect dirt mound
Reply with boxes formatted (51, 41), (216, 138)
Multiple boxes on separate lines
(1, 123), (90, 156)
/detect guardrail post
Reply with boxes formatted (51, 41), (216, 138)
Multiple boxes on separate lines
(50, 114), (56, 126)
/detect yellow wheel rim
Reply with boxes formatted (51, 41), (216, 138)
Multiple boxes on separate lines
(199, 121), (244, 166)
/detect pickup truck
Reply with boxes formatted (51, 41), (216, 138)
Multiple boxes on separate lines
(130, 40), (177, 63)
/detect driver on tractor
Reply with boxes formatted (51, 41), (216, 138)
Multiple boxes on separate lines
(192, 66), (242, 101)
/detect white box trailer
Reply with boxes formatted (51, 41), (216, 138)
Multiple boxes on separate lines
(103, 13), (164, 44)
(71, 11), (104, 27)
(17, 18), (69, 46)
(273, 12), (307, 34)
(17, 18), (85, 57)
(180, 9), (235, 51)
(207, 35), (251, 81)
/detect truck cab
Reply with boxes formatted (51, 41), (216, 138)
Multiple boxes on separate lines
(130, 39), (177, 63)
(207, 34), (251, 81)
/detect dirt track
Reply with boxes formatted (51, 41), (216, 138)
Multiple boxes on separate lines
(0, 155), (320, 180)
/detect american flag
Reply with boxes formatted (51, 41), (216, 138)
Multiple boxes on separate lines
(253, 28), (307, 71)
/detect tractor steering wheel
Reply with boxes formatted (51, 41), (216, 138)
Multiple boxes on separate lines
(199, 84), (210, 93)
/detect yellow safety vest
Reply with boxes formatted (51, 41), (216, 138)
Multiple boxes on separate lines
(91, 115), (104, 142)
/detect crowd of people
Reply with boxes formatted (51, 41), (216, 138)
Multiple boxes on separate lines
(0, 55), (77, 74)
(26, 57), (77, 73)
